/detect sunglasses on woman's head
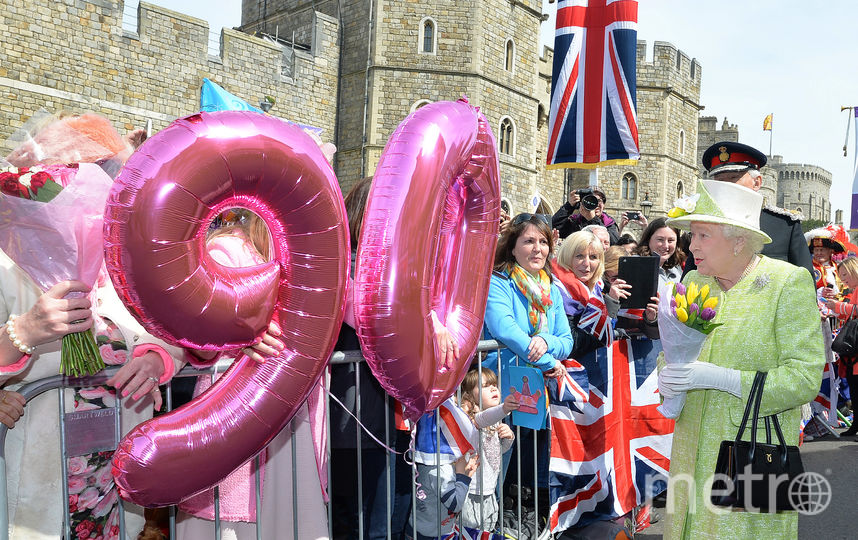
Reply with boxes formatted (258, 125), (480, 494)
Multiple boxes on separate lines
(511, 213), (550, 226)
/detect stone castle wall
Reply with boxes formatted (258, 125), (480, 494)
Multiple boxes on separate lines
(0, 0), (339, 168)
(695, 122), (832, 219)
(768, 155), (832, 220)
(696, 116), (739, 172)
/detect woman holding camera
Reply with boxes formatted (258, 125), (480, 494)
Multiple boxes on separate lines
(551, 187), (620, 243)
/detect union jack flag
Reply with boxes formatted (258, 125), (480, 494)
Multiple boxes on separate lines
(578, 284), (613, 346)
(548, 339), (674, 533)
(813, 361), (839, 426)
(547, 358), (590, 407)
(547, 0), (640, 168)
(454, 526), (504, 540)
(557, 277), (613, 346)
(413, 398), (477, 465)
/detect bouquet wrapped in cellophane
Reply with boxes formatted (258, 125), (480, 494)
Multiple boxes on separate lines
(656, 280), (722, 418)
(0, 162), (113, 375)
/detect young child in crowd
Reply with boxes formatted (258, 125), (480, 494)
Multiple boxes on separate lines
(410, 413), (480, 539)
(458, 368), (520, 531)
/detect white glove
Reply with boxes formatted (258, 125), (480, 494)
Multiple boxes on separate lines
(658, 361), (742, 398)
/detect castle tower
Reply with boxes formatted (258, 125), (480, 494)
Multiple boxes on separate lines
(767, 156), (832, 221)
(241, 0), (564, 211)
(696, 116), (739, 174)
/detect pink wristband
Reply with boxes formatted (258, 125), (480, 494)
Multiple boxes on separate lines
(185, 349), (224, 368)
(132, 344), (175, 384)
(0, 353), (31, 374)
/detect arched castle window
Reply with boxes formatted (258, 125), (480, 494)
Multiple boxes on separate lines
(621, 172), (637, 200)
(678, 130), (685, 155)
(676, 181), (684, 199)
(410, 99), (431, 112)
(420, 17), (437, 54)
(498, 117), (515, 156)
(505, 39), (515, 72)
(675, 53), (681, 70)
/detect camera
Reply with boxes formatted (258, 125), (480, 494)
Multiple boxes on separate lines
(576, 188), (600, 211)
(625, 211), (641, 220)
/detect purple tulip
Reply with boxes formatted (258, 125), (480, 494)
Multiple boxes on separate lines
(700, 307), (716, 321)
(689, 303), (699, 314)
(670, 298), (677, 309)
(676, 283), (687, 295)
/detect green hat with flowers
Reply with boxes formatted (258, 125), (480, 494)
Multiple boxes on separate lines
(666, 179), (771, 244)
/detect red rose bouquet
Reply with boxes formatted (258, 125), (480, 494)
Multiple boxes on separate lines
(0, 162), (113, 375)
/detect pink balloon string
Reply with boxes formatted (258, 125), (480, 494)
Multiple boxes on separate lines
(325, 391), (403, 455)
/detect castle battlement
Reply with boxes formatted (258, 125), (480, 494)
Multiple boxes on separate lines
(0, 0), (340, 154)
(637, 40), (701, 99)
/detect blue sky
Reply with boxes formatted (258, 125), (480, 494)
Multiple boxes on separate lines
(155, 0), (858, 221)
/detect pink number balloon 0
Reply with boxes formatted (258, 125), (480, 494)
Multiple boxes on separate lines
(355, 98), (501, 421)
(104, 111), (349, 506)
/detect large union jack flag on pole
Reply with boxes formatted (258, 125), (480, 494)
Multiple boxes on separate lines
(547, 0), (640, 169)
(548, 338), (674, 533)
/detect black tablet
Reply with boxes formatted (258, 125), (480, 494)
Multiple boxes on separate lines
(617, 255), (660, 310)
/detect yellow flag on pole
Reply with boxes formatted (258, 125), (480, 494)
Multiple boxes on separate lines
(763, 113), (773, 131)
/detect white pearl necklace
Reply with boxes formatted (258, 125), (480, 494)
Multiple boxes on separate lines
(715, 256), (759, 291)
(5, 314), (35, 355)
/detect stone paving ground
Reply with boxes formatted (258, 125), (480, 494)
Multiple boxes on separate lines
(635, 426), (857, 539)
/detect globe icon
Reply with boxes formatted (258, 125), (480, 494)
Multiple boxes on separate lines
(788, 471), (831, 515)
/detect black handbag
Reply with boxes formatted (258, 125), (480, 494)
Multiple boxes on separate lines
(710, 372), (807, 512)
(832, 318), (858, 356)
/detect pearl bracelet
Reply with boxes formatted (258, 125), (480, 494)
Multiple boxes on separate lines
(5, 315), (35, 355)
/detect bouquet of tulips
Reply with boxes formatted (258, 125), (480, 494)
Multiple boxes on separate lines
(656, 280), (722, 418)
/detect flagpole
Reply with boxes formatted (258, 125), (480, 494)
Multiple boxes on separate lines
(844, 106), (858, 230)
(769, 125), (773, 157)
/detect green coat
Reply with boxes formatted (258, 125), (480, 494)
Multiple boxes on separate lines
(664, 256), (824, 540)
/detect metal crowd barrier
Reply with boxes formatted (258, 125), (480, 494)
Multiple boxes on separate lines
(0, 340), (552, 540)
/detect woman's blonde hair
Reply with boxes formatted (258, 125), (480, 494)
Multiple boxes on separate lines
(208, 212), (271, 261)
(837, 256), (858, 280)
(603, 246), (627, 276)
(555, 231), (604, 289)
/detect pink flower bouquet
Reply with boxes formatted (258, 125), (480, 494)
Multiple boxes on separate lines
(0, 162), (113, 375)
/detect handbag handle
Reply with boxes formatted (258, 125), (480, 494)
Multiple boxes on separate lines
(735, 371), (789, 466)
(734, 371), (765, 443)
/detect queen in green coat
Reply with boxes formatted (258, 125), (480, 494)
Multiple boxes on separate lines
(658, 179), (825, 539)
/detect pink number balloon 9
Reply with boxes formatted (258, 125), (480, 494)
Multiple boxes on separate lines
(104, 111), (349, 506)
(355, 98), (501, 421)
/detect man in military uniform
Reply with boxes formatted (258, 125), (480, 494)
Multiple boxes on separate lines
(683, 141), (813, 276)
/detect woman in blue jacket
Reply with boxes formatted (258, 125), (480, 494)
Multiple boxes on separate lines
(483, 213), (573, 388)
(482, 213), (574, 512)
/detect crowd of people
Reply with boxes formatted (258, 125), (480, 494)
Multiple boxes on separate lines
(0, 108), (842, 540)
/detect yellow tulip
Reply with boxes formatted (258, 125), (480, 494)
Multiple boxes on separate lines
(676, 307), (689, 323)
(699, 284), (710, 302)
(667, 207), (685, 218)
(702, 297), (718, 310)
(674, 293), (686, 309)
(686, 282), (699, 303)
